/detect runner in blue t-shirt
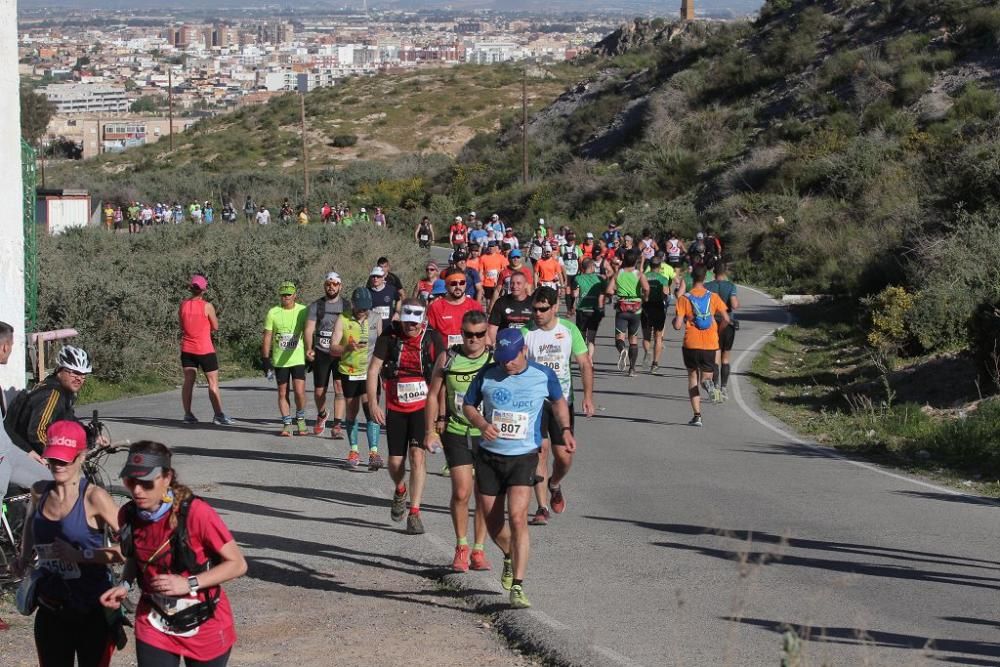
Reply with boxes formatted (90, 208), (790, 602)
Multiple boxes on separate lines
(463, 328), (571, 610)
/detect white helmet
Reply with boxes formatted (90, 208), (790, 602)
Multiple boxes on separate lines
(56, 346), (92, 374)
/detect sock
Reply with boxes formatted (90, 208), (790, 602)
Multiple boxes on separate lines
(628, 344), (638, 368)
(615, 339), (626, 353)
(473, 543), (485, 551)
(694, 412), (701, 418)
(457, 537), (469, 547)
(366, 421), (381, 449)
(721, 363), (731, 388)
(345, 420), (358, 449)
(317, 410), (328, 420)
(503, 553), (511, 562)
(409, 505), (420, 515)
(512, 578), (523, 587)
(396, 483), (407, 495)
(282, 415), (293, 425)
(295, 409), (306, 420)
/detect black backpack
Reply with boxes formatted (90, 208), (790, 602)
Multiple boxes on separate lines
(380, 326), (439, 383)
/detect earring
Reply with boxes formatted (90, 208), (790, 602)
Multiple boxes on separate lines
(162, 491), (173, 503)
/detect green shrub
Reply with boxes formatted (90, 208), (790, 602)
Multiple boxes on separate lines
(894, 66), (932, 106)
(863, 286), (915, 353)
(951, 82), (1000, 121)
(331, 134), (359, 148)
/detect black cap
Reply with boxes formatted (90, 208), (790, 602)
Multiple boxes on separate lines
(453, 250), (468, 261)
(119, 451), (170, 481)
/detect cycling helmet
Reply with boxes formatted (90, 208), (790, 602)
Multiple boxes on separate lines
(56, 346), (92, 374)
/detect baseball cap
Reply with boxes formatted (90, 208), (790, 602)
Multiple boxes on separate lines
(190, 274), (207, 291)
(509, 249), (522, 258)
(487, 240), (498, 247)
(494, 328), (525, 364)
(370, 266), (386, 277)
(351, 287), (372, 310)
(43, 420), (88, 463)
(538, 218), (545, 226)
(454, 215), (463, 222)
(469, 211), (476, 217)
(543, 244), (552, 252)
(431, 278), (447, 295)
(278, 281), (297, 295)
(453, 249), (468, 261)
(586, 232), (594, 239)
(696, 231), (705, 239)
(491, 214), (499, 221)
(324, 271), (342, 283)
(119, 449), (170, 481)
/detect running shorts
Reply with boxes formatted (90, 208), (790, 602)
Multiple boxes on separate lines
(180, 352), (219, 373)
(614, 310), (641, 338)
(442, 430), (477, 468)
(641, 309), (667, 341)
(274, 365), (307, 383)
(386, 408), (426, 457)
(719, 324), (736, 352)
(575, 310), (603, 344)
(312, 352), (342, 389)
(540, 401), (575, 446)
(682, 348), (716, 372)
(341, 377), (366, 399)
(483, 286), (496, 302)
(474, 449), (539, 497)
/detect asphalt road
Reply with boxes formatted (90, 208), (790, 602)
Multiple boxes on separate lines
(80, 275), (999, 667)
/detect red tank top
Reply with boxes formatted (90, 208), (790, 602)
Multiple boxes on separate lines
(180, 299), (215, 355)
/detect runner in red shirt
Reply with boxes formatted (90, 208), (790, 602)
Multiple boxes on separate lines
(497, 249), (534, 301)
(101, 441), (247, 667)
(449, 216), (468, 251)
(427, 267), (484, 348)
(413, 262), (440, 303)
(367, 299), (445, 535)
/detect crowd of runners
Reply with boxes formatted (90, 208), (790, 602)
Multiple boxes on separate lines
(0, 213), (739, 665)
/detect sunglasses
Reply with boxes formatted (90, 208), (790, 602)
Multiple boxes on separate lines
(462, 330), (487, 339)
(401, 308), (425, 316)
(123, 477), (157, 490)
(448, 281), (467, 287)
(426, 267), (438, 271)
(532, 305), (553, 313)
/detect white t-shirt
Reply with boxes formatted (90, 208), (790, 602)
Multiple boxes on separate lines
(256, 210), (271, 225)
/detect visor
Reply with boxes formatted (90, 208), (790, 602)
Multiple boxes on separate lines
(400, 307), (425, 324)
(119, 451), (170, 481)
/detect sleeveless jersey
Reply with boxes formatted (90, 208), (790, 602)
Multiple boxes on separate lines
(337, 314), (377, 380)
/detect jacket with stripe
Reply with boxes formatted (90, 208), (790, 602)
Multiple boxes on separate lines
(3, 374), (77, 455)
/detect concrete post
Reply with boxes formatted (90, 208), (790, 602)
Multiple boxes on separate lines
(0, 0), (26, 389)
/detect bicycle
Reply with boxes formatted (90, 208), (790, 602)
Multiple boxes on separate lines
(0, 492), (30, 586)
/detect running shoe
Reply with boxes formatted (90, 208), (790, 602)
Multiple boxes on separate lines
(452, 545), (471, 572)
(720, 386), (729, 401)
(280, 423), (293, 437)
(406, 512), (425, 535)
(702, 378), (716, 395)
(617, 348), (628, 371)
(500, 558), (514, 590)
(390, 490), (407, 522)
(529, 507), (550, 526)
(347, 450), (361, 467)
(441, 464), (451, 477)
(549, 485), (566, 514)
(509, 584), (532, 609)
(650, 362), (659, 373)
(295, 417), (308, 436)
(628, 368), (637, 377)
(213, 413), (233, 426)
(183, 413), (198, 424)
(313, 411), (328, 435)
(368, 452), (384, 471)
(470, 549), (492, 571)
(711, 385), (723, 404)
(330, 422), (345, 440)
(688, 414), (703, 427)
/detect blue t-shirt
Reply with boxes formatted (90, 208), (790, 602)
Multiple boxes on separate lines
(469, 229), (489, 245)
(464, 268), (482, 298)
(464, 361), (563, 456)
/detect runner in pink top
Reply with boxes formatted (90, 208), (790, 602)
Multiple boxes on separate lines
(179, 274), (232, 426)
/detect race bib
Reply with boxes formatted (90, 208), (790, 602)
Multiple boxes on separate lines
(349, 372), (367, 382)
(374, 306), (391, 321)
(35, 544), (80, 580)
(148, 595), (201, 638)
(537, 353), (563, 374)
(278, 333), (298, 350)
(447, 334), (464, 347)
(454, 393), (465, 412)
(397, 380), (428, 405)
(318, 330), (332, 351)
(419, 234), (429, 241)
(492, 410), (529, 439)
(541, 281), (559, 290)
(487, 270), (500, 280)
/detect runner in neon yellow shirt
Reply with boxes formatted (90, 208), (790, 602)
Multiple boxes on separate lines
(262, 281), (308, 436)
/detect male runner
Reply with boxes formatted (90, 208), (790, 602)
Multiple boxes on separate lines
(641, 255), (672, 372)
(368, 266), (400, 330)
(534, 245), (565, 293)
(497, 250), (533, 302)
(606, 249), (651, 376)
(262, 281), (309, 436)
(305, 272), (347, 438)
(487, 271), (534, 344)
(449, 216), (468, 251)
(462, 328), (573, 608)
(560, 232), (582, 317)
(451, 250), (484, 303)
(573, 258), (606, 360)
(367, 299), (445, 534)
(521, 287), (594, 525)
(673, 265), (730, 426)
(425, 310), (493, 572)
(479, 242), (509, 306)
(705, 262), (740, 400)
(427, 267), (484, 348)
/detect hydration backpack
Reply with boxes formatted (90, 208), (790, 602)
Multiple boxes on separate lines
(687, 292), (714, 331)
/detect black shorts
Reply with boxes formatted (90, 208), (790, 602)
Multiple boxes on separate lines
(566, 275), (578, 290)
(474, 449), (539, 497)
(614, 310), (642, 338)
(641, 309), (667, 340)
(540, 401), (575, 446)
(682, 348), (717, 372)
(386, 409), (426, 457)
(312, 352), (342, 389)
(274, 365), (307, 383)
(442, 430), (477, 468)
(180, 352), (219, 373)
(575, 310), (603, 343)
(341, 376), (367, 399)
(719, 324), (736, 352)
(483, 285), (496, 302)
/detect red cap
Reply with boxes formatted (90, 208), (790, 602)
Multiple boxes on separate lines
(43, 420), (88, 462)
(190, 274), (208, 291)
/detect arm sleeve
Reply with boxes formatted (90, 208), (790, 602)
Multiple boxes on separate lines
(464, 367), (486, 405)
(544, 366), (564, 402)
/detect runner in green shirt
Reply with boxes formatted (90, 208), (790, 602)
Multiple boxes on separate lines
(572, 258), (606, 360)
(642, 254), (672, 372)
(262, 281), (309, 436)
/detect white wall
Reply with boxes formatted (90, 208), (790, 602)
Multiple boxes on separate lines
(0, 0), (26, 389)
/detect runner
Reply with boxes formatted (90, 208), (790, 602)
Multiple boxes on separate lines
(605, 249), (651, 376)
(573, 258), (606, 360)
(673, 265), (730, 426)
(414, 262), (439, 303)
(449, 216), (468, 252)
(469, 220), (488, 247)
(427, 267), (484, 348)
(179, 274), (232, 425)
(450, 250), (484, 302)
(641, 255), (671, 372)
(601, 221), (621, 247)
(496, 249), (533, 302)
(461, 328), (572, 608)
(15, 420), (121, 667)
(297, 206), (309, 226)
(638, 228), (659, 271)
(487, 271), (533, 344)
(465, 243), (483, 276)
(101, 440), (247, 667)
(261, 281), (309, 436)
(415, 216), (434, 249)
(502, 226), (519, 250)
(367, 300), (445, 535)
(425, 310), (493, 572)
(534, 245), (565, 294)
(103, 202), (114, 231)
(304, 272), (347, 438)
(368, 266), (400, 330)
(329, 288), (384, 469)
(521, 287), (594, 526)
(527, 229), (546, 267)
(373, 207), (387, 227)
(705, 262), (740, 400)
(663, 230), (686, 268)
(479, 241), (509, 307)
(560, 232), (582, 316)
(377, 257), (406, 299)
(243, 196), (256, 223)
(321, 201), (333, 223)
(255, 205), (271, 225)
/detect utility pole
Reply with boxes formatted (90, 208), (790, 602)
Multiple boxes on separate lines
(300, 91), (310, 203)
(168, 68), (174, 150)
(521, 65), (528, 185)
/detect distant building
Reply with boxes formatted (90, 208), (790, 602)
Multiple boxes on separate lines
(41, 83), (129, 114)
(681, 0), (696, 20)
(46, 115), (197, 159)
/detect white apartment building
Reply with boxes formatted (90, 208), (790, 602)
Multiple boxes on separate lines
(41, 82), (129, 114)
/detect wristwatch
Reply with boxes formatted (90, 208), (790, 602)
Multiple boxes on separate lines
(83, 548), (95, 561)
(187, 576), (200, 595)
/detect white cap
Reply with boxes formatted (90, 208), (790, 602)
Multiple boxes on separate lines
(455, 215), (463, 222)
(586, 232), (594, 239)
(469, 211), (477, 216)
(543, 243), (552, 252)
(360, 207), (366, 212)
(696, 231), (705, 239)
(370, 267), (386, 277)
(324, 272), (342, 283)
(491, 214), (499, 220)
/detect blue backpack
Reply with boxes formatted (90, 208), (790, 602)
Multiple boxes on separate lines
(687, 292), (714, 330)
